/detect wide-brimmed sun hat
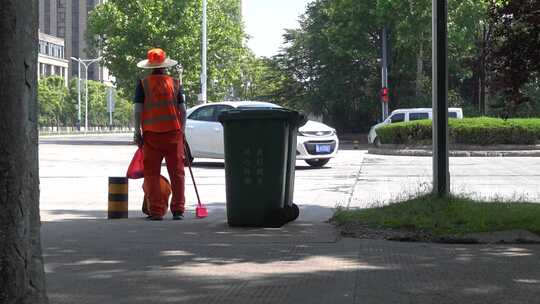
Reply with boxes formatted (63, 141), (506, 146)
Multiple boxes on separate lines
(137, 48), (178, 69)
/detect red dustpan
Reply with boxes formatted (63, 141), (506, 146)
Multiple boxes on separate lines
(189, 164), (208, 218)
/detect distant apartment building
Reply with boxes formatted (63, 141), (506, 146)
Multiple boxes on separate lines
(39, 0), (114, 85)
(38, 32), (69, 86)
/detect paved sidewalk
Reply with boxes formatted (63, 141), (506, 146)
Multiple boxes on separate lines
(42, 207), (540, 304)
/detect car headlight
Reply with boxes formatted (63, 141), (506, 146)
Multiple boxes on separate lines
(298, 129), (336, 137)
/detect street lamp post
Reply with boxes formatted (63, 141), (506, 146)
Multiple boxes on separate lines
(69, 58), (82, 130)
(70, 57), (102, 132)
(201, 0), (207, 104)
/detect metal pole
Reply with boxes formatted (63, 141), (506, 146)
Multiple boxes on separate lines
(201, 0), (207, 104)
(108, 88), (113, 128)
(84, 62), (89, 132)
(381, 26), (389, 120)
(432, 0), (449, 196)
(71, 57), (82, 131)
(77, 60), (81, 130)
(109, 105), (112, 127)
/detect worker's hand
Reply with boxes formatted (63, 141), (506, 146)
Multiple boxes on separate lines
(134, 131), (143, 147)
(183, 138), (194, 166)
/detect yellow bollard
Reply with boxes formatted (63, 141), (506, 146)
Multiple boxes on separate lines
(108, 177), (128, 219)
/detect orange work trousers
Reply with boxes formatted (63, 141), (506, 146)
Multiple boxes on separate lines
(143, 130), (185, 217)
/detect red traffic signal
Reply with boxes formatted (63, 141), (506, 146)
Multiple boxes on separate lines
(381, 87), (389, 103)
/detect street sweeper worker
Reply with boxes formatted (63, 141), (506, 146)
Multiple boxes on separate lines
(133, 48), (187, 221)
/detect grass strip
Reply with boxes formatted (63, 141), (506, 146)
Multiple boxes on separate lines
(333, 195), (540, 236)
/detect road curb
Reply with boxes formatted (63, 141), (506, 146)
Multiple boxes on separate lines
(368, 148), (540, 157)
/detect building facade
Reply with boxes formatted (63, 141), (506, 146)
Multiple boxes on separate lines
(38, 32), (69, 86)
(39, 0), (114, 85)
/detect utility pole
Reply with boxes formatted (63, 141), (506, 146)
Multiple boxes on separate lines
(381, 26), (389, 120)
(432, 0), (449, 196)
(70, 58), (82, 130)
(201, 0), (208, 104)
(107, 87), (115, 129)
(77, 60), (81, 130)
(71, 57), (102, 132)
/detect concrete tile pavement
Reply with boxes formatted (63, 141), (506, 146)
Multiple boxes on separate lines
(42, 209), (540, 304)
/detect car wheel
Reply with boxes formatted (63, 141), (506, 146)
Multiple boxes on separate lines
(305, 158), (330, 168)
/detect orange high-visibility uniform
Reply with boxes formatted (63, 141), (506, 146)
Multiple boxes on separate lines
(141, 74), (185, 217)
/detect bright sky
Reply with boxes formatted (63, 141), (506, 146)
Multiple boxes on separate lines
(242, 0), (313, 58)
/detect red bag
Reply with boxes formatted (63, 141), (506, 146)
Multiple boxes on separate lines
(126, 147), (144, 179)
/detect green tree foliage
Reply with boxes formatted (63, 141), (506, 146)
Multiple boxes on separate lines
(87, 0), (246, 105)
(38, 76), (69, 127)
(81, 80), (134, 127)
(273, 0), (394, 131)
(229, 51), (288, 102)
(38, 76), (133, 128)
(270, 0), (499, 131)
(487, 0), (540, 117)
(113, 89), (135, 127)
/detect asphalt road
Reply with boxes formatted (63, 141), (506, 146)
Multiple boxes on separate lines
(39, 133), (540, 222)
(39, 133), (361, 222)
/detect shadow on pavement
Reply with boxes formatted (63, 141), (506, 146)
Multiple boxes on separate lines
(41, 205), (540, 304)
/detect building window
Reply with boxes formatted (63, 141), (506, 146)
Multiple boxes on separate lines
(39, 40), (46, 55)
(44, 0), (51, 34)
(72, 1), (80, 59)
(57, 0), (66, 38)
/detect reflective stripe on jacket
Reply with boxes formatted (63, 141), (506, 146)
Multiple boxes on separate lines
(141, 75), (181, 133)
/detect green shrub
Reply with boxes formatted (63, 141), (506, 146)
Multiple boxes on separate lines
(508, 118), (540, 141)
(377, 117), (540, 145)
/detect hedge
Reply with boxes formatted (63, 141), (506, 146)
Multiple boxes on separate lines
(377, 117), (540, 145)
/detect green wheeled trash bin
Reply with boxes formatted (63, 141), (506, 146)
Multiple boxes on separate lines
(218, 108), (302, 227)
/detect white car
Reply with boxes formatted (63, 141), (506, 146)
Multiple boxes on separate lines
(367, 107), (464, 145)
(185, 101), (339, 167)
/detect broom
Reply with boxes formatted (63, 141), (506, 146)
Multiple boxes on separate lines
(184, 136), (208, 219)
(176, 63), (207, 219)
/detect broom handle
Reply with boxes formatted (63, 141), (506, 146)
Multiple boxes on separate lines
(188, 163), (202, 207)
(183, 137), (202, 206)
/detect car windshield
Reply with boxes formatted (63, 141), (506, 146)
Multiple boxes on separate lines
(237, 103), (282, 109)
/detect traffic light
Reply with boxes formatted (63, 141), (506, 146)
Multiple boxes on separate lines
(381, 87), (389, 103)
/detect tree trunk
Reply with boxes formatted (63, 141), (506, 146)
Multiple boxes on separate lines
(479, 57), (486, 115)
(0, 1), (48, 303)
(479, 24), (487, 115)
(416, 31), (424, 97)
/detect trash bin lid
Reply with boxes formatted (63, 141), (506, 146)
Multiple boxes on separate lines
(218, 108), (296, 122)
